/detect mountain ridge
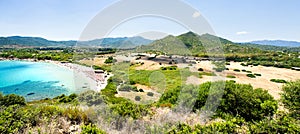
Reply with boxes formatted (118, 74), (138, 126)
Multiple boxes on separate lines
(0, 36), (153, 48)
(250, 40), (300, 47)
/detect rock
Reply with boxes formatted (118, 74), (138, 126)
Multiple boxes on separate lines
(27, 92), (35, 95)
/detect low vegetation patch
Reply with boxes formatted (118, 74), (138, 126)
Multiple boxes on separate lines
(199, 72), (216, 76)
(161, 66), (177, 70)
(233, 69), (240, 72)
(147, 92), (154, 97)
(254, 73), (262, 76)
(198, 68), (204, 71)
(135, 96), (141, 101)
(246, 74), (256, 78)
(118, 84), (138, 92)
(226, 75), (236, 78)
(270, 79), (287, 83)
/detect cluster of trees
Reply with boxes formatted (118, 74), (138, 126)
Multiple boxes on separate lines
(225, 52), (300, 69)
(0, 48), (73, 61)
(159, 81), (277, 121)
(163, 80), (300, 133)
(104, 56), (117, 64)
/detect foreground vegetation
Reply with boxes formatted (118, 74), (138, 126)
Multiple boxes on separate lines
(1, 78), (299, 133)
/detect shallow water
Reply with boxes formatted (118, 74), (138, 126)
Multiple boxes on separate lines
(0, 61), (93, 101)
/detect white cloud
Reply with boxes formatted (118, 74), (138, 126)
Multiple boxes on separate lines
(236, 31), (249, 35)
(192, 11), (201, 18)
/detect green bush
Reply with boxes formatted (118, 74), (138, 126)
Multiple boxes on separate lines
(81, 124), (106, 134)
(281, 80), (300, 117)
(111, 101), (149, 119)
(254, 73), (262, 76)
(249, 112), (300, 133)
(246, 74), (256, 78)
(78, 90), (104, 106)
(161, 66), (177, 70)
(270, 79), (287, 83)
(198, 68), (204, 71)
(226, 75), (236, 78)
(135, 96), (141, 101)
(118, 85), (138, 92)
(194, 81), (277, 121)
(104, 56), (116, 64)
(233, 69), (240, 72)
(159, 81), (278, 121)
(147, 92), (154, 97)
(0, 93), (26, 106)
(241, 63), (247, 66)
(57, 93), (78, 103)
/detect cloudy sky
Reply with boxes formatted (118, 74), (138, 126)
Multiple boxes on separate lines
(0, 0), (299, 42)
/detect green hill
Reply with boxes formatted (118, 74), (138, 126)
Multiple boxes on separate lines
(136, 31), (264, 56)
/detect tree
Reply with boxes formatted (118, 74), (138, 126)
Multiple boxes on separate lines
(104, 56), (116, 64)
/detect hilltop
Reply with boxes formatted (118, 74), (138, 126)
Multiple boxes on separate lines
(136, 31), (264, 55)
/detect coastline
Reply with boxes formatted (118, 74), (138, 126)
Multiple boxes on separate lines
(0, 58), (111, 92)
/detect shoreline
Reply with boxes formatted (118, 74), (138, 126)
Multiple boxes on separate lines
(0, 58), (111, 92)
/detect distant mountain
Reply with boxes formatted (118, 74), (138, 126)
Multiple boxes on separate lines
(0, 36), (153, 48)
(250, 40), (300, 47)
(0, 36), (76, 47)
(77, 36), (153, 48)
(240, 43), (300, 52)
(136, 32), (263, 55)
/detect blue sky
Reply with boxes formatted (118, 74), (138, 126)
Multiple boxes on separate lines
(0, 0), (299, 42)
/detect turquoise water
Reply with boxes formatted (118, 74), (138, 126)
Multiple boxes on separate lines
(0, 61), (91, 101)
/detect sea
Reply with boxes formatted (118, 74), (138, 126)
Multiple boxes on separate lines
(0, 61), (94, 101)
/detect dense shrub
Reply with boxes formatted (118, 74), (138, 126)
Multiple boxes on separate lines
(159, 81), (278, 121)
(147, 92), (154, 97)
(81, 124), (106, 134)
(57, 93), (78, 103)
(78, 90), (104, 106)
(281, 80), (300, 117)
(161, 66), (177, 70)
(168, 117), (246, 134)
(226, 75), (236, 78)
(246, 74), (256, 78)
(249, 112), (300, 133)
(135, 96), (141, 101)
(241, 63), (247, 66)
(111, 101), (149, 119)
(198, 68), (204, 71)
(118, 85), (138, 92)
(270, 79), (287, 83)
(104, 56), (116, 64)
(254, 73), (262, 76)
(233, 69), (240, 72)
(0, 105), (36, 133)
(0, 93), (26, 106)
